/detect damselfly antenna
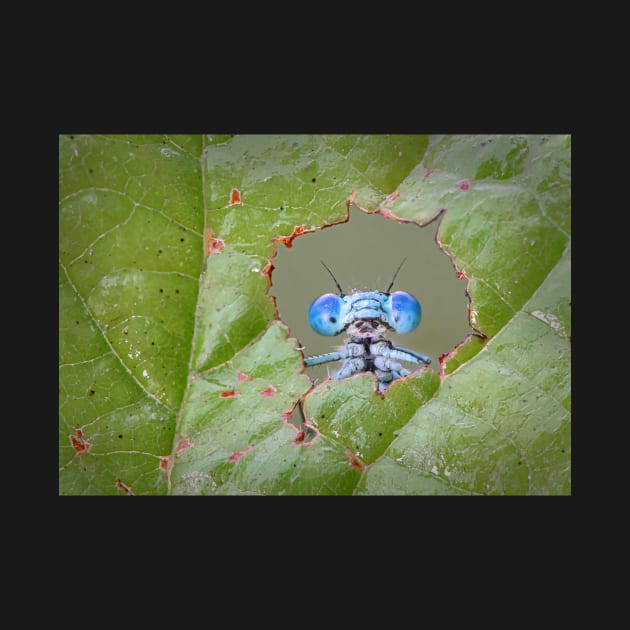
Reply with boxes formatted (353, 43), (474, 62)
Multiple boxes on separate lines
(320, 260), (345, 297)
(386, 258), (407, 293)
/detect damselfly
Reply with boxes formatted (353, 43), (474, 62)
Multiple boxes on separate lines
(303, 260), (431, 392)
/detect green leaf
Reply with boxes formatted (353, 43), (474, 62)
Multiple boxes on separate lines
(59, 134), (570, 495)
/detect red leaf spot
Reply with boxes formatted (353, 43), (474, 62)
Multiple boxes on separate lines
(346, 451), (364, 471)
(385, 190), (400, 203)
(457, 179), (470, 191)
(69, 429), (91, 457)
(277, 225), (306, 248)
(422, 168), (440, 179)
(438, 353), (450, 365)
(237, 371), (252, 383)
(177, 438), (193, 455)
(220, 390), (238, 398)
(294, 430), (306, 443)
(456, 271), (465, 279)
(159, 457), (169, 472)
(260, 385), (277, 397)
(205, 228), (225, 255)
(282, 410), (293, 421)
(228, 445), (253, 462)
(261, 260), (274, 276)
(229, 187), (243, 205)
(208, 238), (224, 254)
(116, 479), (135, 495)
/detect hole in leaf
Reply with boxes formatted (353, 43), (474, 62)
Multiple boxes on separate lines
(270, 203), (472, 384)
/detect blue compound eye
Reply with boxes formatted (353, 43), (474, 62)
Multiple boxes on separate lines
(390, 291), (422, 333)
(308, 293), (344, 336)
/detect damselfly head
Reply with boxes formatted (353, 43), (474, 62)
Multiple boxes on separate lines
(307, 259), (422, 336)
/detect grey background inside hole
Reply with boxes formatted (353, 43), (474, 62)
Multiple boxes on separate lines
(269, 205), (472, 385)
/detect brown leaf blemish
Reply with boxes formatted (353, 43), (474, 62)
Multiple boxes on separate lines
(293, 426), (318, 446)
(228, 445), (252, 462)
(346, 450), (364, 471)
(229, 187), (243, 205)
(422, 168), (440, 179)
(261, 260), (274, 277)
(176, 438), (193, 456)
(69, 429), (91, 457)
(277, 224), (306, 248)
(206, 228), (225, 255)
(457, 179), (470, 191)
(116, 479), (135, 495)
(377, 207), (396, 220)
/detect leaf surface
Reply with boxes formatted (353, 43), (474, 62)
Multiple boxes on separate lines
(59, 134), (570, 495)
